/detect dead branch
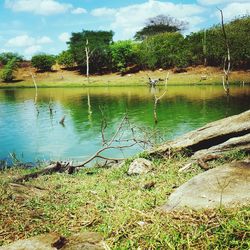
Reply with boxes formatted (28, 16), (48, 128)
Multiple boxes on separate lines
(59, 115), (66, 126)
(30, 72), (38, 104)
(153, 90), (167, 124)
(218, 8), (231, 95)
(14, 162), (74, 183)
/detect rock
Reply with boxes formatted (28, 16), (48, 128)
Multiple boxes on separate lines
(161, 160), (250, 211)
(151, 109), (250, 156)
(192, 133), (250, 160)
(8, 183), (48, 202)
(61, 232), (108, 250)
(0, 233), (60, 250)
(127, 158), (153, 175)
(0, 232), (108, 250)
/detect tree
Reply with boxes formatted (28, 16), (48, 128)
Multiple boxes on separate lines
(0, 58), (18, 82)
(186, 15), (250, 68)
(134, 15), (188, 40)
(57, 50), (74, 68)
(68, 30), (114, 74)
(31, 54), (56, 71)
(137, 32), (188, 69)
(0, 52), (23, 65)
(110, 40), (138, 72)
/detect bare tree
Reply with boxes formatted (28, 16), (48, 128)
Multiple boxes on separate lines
(218, 8), (231, 95)
(85, 39), (90, 83)
(202, 29), (207, 66)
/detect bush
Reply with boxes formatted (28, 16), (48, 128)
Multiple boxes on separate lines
(57, 50), (74, 68)
(31, 54), (56, 71)
(0, 52), (23, 65)
(0, 58), (18, 82)
(137, 32), (187, 69)
(110, 40), (138, 72)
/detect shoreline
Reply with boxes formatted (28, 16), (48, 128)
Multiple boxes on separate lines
(0, 66), (249, 88)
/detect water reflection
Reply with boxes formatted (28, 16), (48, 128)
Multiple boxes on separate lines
(0, 85), (249, 163)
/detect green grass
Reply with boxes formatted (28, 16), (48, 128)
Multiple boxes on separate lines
(0, 154), (249, 249)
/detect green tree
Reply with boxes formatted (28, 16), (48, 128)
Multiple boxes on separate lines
(0, 58), (18, 82)
(31, 54), (56, 71)
(134, 15), (187, 40)
(0, 52), (23, 65)
(57, 50), (74, 68)
(186, 15), (250, 68)
(68, 30), (114, 74)
(110, 40), (138, 72)
(138, 32), (188, 69)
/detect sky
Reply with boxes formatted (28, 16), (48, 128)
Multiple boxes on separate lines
(0, 0), (249, 59)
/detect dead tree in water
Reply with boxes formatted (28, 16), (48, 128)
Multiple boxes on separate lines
(218, 8), (231, 95)
(85, 39), (90, 83)
(13, 114), (156, 182)
(30, 72), (38, 104)
(153, 90), (167, 124)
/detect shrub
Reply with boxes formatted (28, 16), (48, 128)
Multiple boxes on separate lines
(0, 58), (18, 82)
(57, 50), (74, 68)
(31, 54), (56, 71)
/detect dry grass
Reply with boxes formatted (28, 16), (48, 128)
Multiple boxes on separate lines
(0, 66), (250, 88)
(0, 153), (249, 249)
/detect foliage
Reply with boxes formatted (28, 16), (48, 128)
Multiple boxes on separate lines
(31, 54), (56, 71)
(110, 40), (138, 72)
(68, 30), (114, 73)
(0, 52), (23, 66)
(0, 58), (18, 82)
(134, 15), (188, 40)
(186, 15), (250, 68)
(57, 50), (74, 68)
(138, 32), (188, 69)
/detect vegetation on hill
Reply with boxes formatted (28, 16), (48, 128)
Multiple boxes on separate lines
(0, 15), (249, 81)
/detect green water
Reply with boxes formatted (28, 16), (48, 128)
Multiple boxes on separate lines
(0, 85), (249, 163)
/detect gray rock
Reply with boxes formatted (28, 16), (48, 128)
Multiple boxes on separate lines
(151, 109), (250, 155)
(0, 233), (60, 250)
(127, 158), (153, 175)
(162, 160), (250, 211)
(0, 232), (108, 250)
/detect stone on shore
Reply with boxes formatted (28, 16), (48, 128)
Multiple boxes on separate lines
(162, 160), (250, 211)
(127, 158), (153, 175)
(0, 232), (108, 250)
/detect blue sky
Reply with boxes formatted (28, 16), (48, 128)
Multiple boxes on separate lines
(1, 0), (249, 59)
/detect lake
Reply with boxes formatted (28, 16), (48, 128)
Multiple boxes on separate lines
(0, 85), (249, 164)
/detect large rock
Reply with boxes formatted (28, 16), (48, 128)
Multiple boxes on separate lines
(127, 158), (153, 175)
(192, 133), (250, 160)
(0, 232), (108, 250)
(151, 110), (250, 155)
(162, 160), (250, 211)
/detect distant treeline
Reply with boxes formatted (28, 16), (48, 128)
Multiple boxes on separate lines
(57, 15), (250, 73)
(0, 15), (249, 80)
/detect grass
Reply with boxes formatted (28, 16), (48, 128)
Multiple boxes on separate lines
(0, 153), (249, 249)
(0, 66), (250, 88)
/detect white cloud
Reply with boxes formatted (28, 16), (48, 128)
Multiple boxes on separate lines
(5, 0), (72, 15)
(24, 45), (42, 56)
(91, 7), (116, 17)
(222, 3), (250, 20)
(58, 32), (71, 43)
(198, 0), (250, 6)
(37, 36), (53, 44)
(71, 7), (87, 14)
(6, 35), (35, 47)
(91, 0), (205, 40)
(6, 34), (53, 47)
